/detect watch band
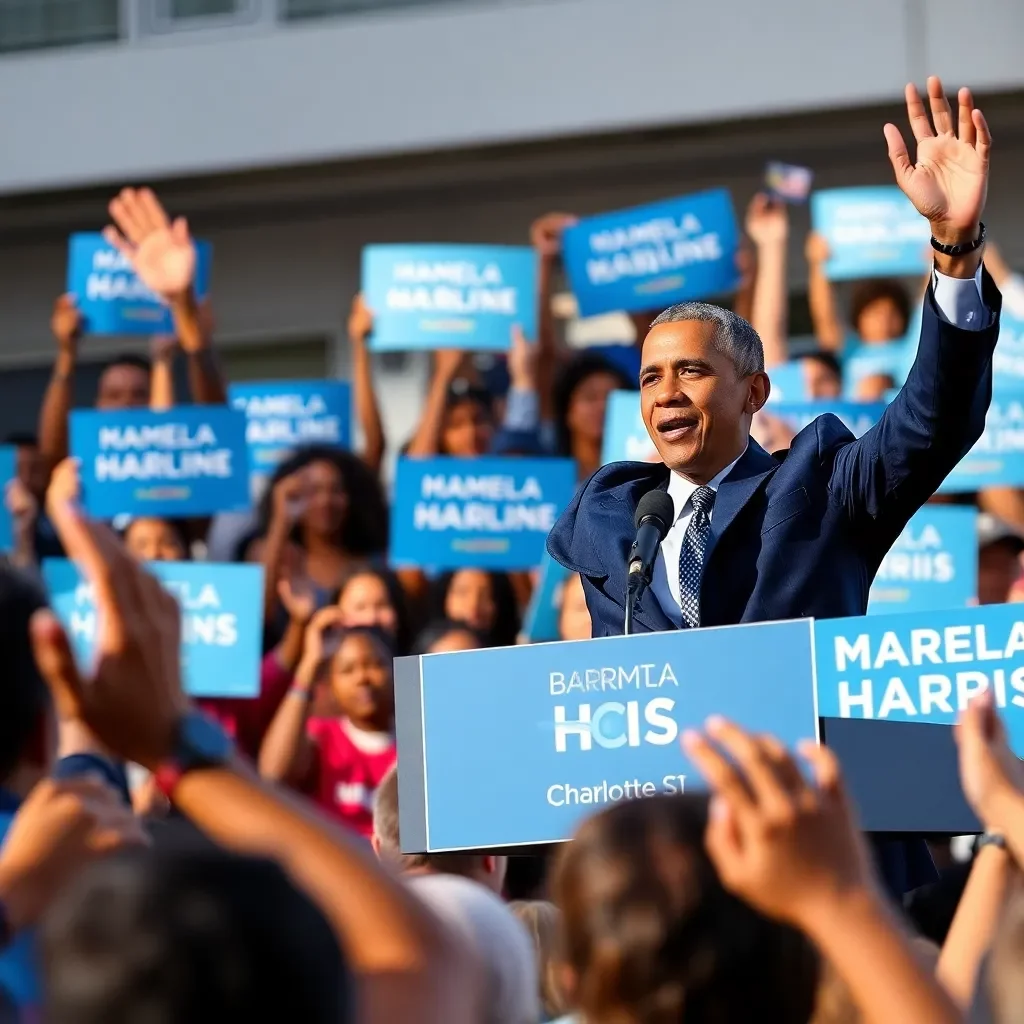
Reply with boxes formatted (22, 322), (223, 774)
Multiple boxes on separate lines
(977, 831), (1007, 852)
(931, 222), (986, 256)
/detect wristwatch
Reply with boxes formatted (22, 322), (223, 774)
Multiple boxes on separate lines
(153, 711), (233, 799)
(977, 831), (1007, 852)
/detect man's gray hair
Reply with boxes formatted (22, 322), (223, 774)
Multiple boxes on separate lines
(648, 301), (764, 377)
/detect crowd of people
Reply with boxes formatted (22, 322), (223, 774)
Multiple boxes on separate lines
(0, 72), (1020, 1022)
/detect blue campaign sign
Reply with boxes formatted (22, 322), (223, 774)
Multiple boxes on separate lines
(810, 187), (930, 281)
(0, 446), (14, 551)
(520, 552), (571, 643)
(361, 244), (538, 352)
(42, 559), (263, 698)
(815, 604), (1024, 752)
(766, 362), (809, 403)
(395, 618), (817, 851)
(993, 311), (1024, 394)
(561, 189), (741, 318)
(70, 407), (251, 519)
(390, 457), (577, 570)
(939, 394), (1024, 493)
(868, 506), (977, 614)
(229, 380), (351, 498)
(67, 232), (212, 335)
(768, 400), (886, 438)
(601, 390), (657, 464)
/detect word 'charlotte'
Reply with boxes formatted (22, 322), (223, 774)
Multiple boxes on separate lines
(414, 473), (556, 532)
(386, 261), (516, 315)
(94, 423), (232, 481)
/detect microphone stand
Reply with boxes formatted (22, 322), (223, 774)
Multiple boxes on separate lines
(624, 574), (642, 636)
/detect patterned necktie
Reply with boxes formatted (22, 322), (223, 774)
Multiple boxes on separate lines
(678, 485), (716, 628)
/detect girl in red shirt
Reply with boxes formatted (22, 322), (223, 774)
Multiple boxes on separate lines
(259, 611), (396, 837)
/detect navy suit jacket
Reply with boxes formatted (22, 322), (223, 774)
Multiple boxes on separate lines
(547, 272), (1002, 895)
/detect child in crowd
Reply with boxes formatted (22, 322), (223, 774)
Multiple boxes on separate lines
(336, 566), (412, 655)
(259, 613), (396, 837)
(413, 619), (486, 654)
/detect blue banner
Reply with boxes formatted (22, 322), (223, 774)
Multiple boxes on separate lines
(395, 619), (817, 850)
(561, 189), (741, 318)
(939, 394), (1024, 493)
(70, 407), (251, 519)
(43, 559), (263, 698)
(67, 232), (212, 335)
(520, 552), (571, 643)
(815, 604), (1024, 755)
(361, 244), (538, 351)
(994, 311), (1024, 394)
(810, 187), (930, 281)
(868, 506), (977, 614)
(767, 400), (886, 438)
(229, 380), (351, 499)
(601, 390), (657, 464)
(390, 457), (576, 570)
(0, 446), (14, 551)
(766, 362), (810, 403)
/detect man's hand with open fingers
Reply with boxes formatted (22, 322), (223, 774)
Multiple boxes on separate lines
(884, 76), (990, 258)
(683, 717), (877, 932)
(30, 499), (188, 770)
(104, 187), (196, 303)
(0, 777), (147, 932)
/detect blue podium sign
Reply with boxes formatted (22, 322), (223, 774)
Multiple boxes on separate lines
(67, 232), (212, 335)
(868, 506), (977, 614)
(810, 187), (930, 280)
(229, 380), (351, 499)
(390, 456), (577, 570)
(395, 619), (817, 851)
(601, 390), (657, 465)
(70, 407), (251, 519)
(43, 559), (263, 698)
(361, 244), (537, 351)
(939, 394), (1024, 493)
(768, 400), (886, 439)
(561, 189), (740, 318)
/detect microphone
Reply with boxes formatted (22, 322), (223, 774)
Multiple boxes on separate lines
(627, 489), (675, 608)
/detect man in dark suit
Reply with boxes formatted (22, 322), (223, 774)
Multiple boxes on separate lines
(547, 77), (998, 895)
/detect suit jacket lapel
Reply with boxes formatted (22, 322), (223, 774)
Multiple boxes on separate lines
(710, 439), (777, 547)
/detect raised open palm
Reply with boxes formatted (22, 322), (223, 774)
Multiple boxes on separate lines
(104, 187), (196, 301)
(884, 76), (990, 243)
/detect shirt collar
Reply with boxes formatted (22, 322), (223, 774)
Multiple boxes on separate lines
(667, 442), (748, 523)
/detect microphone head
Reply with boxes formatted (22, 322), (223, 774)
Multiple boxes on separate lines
(634, 489), (675, 537)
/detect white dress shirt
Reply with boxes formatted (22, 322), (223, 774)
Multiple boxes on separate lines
(649, 266), (991, 625)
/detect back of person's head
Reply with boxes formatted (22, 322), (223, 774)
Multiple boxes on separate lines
(986, 874), (1024, 1024)
(554, 793), (818, 1024)
(413, 618), (486, 654)
(410, 872), (539, 1024)
(372, 766), (506, 890)
(0, 566), (50, 785)
(509, 899), (569, 1021)
(42, 847), (354, 1024)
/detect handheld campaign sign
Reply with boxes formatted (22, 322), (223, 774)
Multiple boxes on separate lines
(868, 506), (977, 614)
(70, 407), (250, 519)
(0, 446), (15, 551)
(561, 189), (741, 318)
(43, 560), (263, 698)
(229, 380), (351, 499)
(601, 390), (657, 464)
(994, 311), (1024, 394)
(520, 553), (571, 643)
(810, 187), (930, 280)
(361, 244), (537, 351)
(396, 619), (817, 851)
(814, 605), (1024, 832)
(67, 233), (212, 335)
(939, 393), (1024, 493)
(390, 457), (576, 570)
(767, 400), (886, 438)
(765, 362), (810, 403)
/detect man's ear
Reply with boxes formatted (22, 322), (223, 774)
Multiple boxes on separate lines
(747, 371), (770, 415)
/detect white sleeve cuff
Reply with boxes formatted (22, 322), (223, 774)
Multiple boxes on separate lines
(931, 264), (989, 331)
